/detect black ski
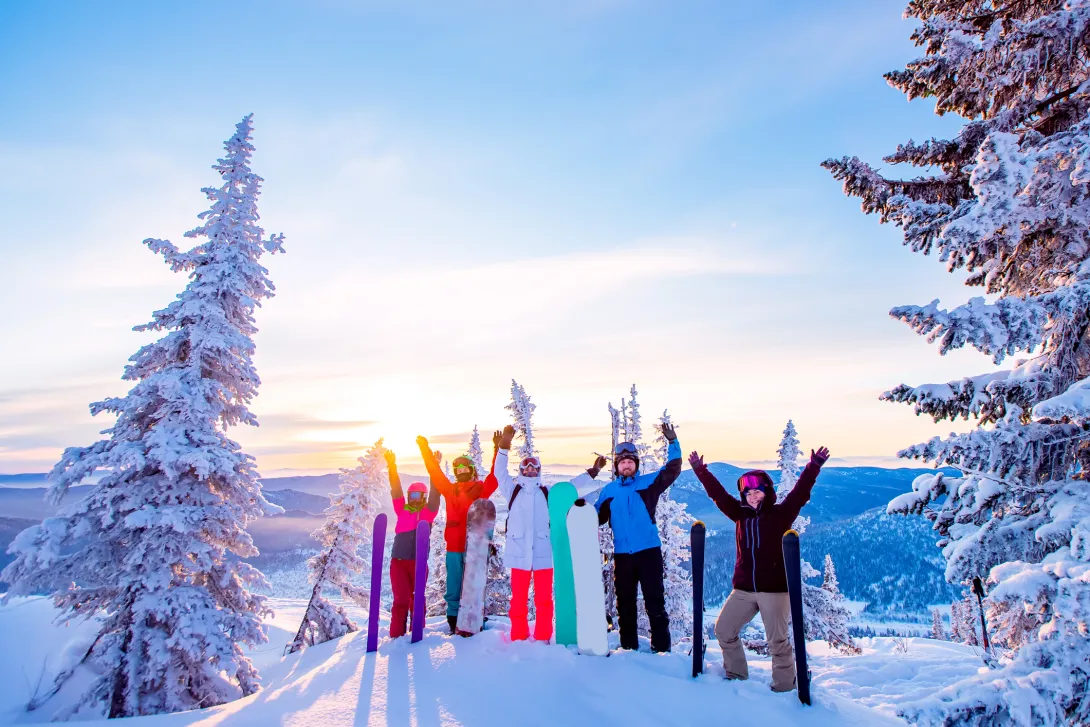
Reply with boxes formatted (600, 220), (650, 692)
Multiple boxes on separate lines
(691, 520), (706, 677)
(782, 529), (811, 705)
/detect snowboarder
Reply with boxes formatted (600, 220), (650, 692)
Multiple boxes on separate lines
(594, 422), (682, 653)
(417, 434), (499, 634)
(384, 450), (440, 638)
(687, 446), (830, 692)
(491, 424), (607, 642)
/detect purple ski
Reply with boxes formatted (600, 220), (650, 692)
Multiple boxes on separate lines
(411, 520), (430, 643)
(366, 513), (388, 653)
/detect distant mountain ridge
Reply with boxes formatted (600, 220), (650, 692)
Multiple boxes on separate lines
(1, 464), (958, 614)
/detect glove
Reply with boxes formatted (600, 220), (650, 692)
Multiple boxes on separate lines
(493, 430), (502, 449)
(811, 447), (830, 466)
(688, 451), (704, 469)
(588, 455), (607, 478)
(660, 422), (677, 442)
(499, 425), (516, 450)
(383, 450), (396, 467)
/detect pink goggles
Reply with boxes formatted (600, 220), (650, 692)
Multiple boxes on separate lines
(520, 457), (541, 471)
(739, 474), (765, 491)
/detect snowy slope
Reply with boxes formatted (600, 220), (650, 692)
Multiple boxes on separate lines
(2, 596), (986, 726)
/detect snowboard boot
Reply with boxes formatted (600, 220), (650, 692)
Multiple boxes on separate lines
(447, 616), (458, 634)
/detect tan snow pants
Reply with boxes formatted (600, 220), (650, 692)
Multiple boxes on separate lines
(714, 589), (795, 692)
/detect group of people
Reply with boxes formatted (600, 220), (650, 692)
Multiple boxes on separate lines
(379, 421), (830, 694)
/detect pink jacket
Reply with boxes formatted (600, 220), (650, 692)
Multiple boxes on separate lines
(393, 495), (439, 534)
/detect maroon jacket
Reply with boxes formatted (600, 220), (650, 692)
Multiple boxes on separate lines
(692, 462), (821, 593)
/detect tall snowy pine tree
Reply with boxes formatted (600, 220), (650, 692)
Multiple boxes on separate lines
(826, 2), (1090, 723)
(622, 391), (693, 646)
(1, 115), (285, 718)
(776, 422), (857, 653)
(288, 439), (386, 653)
(932, 608), (947, 642)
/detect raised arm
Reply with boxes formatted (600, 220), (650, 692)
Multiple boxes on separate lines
(481, 448), (500, 499)
(779, 447), (829, 524)
(490, 427), (517, 501)
(689, 451), (744, 521)
(385, 450), (403, 501)
(645, 423), (682, 499)
(571, 455), (608, 498)
(417, 436), (453, 497)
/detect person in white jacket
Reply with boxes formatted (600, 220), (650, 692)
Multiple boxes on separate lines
(491, 425), (606, 642)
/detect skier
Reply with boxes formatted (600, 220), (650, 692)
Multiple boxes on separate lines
(687, 446), (830, 693)
(594, 422), (682, 653)
(491, 424), (607, 642)
(417, 434), (499, 634)
(384, 449), (440, 638)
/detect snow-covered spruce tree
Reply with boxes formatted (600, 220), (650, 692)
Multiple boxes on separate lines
(950, 600), (966, 643)
(506, 379), (538, 458)
(481, 428), (510, 618)
(468, 425), (485, 476)
(652, 409), (674, 469)
(626, 384), (657, 470)
(625, 396), (692, 645)
(806, 553), (858, 654)
(959, 591), (981, 647)
(772, 422), (856, 651)
(288, 439), (386, 653)
(824, 2), (1090, 722)
(601, 402), (623, 627)
(932, 608), (947, 641)
(777, 420), (802, 490)
(0, 115), (284, 719)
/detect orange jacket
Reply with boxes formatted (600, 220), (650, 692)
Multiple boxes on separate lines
(418, 443), (498, 553)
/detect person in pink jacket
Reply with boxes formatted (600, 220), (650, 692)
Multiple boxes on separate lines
(384, 449), (440, 638)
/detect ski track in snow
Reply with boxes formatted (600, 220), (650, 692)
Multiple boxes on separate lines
(2, 596), (985, 726)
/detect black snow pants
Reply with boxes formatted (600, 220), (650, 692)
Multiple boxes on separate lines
(614, 546), (671, 653)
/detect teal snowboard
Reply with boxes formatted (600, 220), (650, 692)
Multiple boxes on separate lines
(548, 481), (579, 646)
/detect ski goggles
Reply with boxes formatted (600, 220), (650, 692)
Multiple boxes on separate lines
(453, 463), (474, 475)
(407, 490), (425, 500)
(739, 474), (765, 491)
(614, 442), (638, 457)
(519, 457), (541, 472)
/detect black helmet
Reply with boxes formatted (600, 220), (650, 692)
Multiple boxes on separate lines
(613, 441), (639, 475)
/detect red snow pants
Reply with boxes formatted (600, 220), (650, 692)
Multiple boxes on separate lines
(510, 568), (554, 642)
(390, 558), (424, 638)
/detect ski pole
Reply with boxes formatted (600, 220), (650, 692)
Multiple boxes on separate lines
(971, 577), (991, 654)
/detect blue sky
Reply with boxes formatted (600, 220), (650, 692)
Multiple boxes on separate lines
(0, 1), (996, 475)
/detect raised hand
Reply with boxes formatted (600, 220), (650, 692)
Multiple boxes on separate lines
(688, 451), (704, 469)
(416, 435), (430, 451)
(593, 455), (608, 471)
(433, 450), (443, 465)
(383, 450), (396, 467)
(499, 425), (516, 450)
(493, 430), (503, 449)
(660, 421), (678, 441)
(811, 447), (830, 466)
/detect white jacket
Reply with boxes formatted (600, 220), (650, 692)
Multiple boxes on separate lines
(494, 448), (603, 572)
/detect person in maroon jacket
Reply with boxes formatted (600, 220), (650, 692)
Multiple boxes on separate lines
(688, 445), (830, 693)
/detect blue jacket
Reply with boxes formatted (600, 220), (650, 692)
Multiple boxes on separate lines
(595, 440), (682, 554)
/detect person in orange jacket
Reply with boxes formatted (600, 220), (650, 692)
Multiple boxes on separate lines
(416, 434), (499, 634)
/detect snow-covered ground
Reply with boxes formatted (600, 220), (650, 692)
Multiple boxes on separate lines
(2, 596), (986, 726)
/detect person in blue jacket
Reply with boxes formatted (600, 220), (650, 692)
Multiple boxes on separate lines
(595, 421), (682, 652)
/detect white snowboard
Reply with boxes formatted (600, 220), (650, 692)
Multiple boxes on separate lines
(566, 500), (609, 656)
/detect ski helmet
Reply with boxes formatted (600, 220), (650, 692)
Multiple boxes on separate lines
(452, 456), (476, 476)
